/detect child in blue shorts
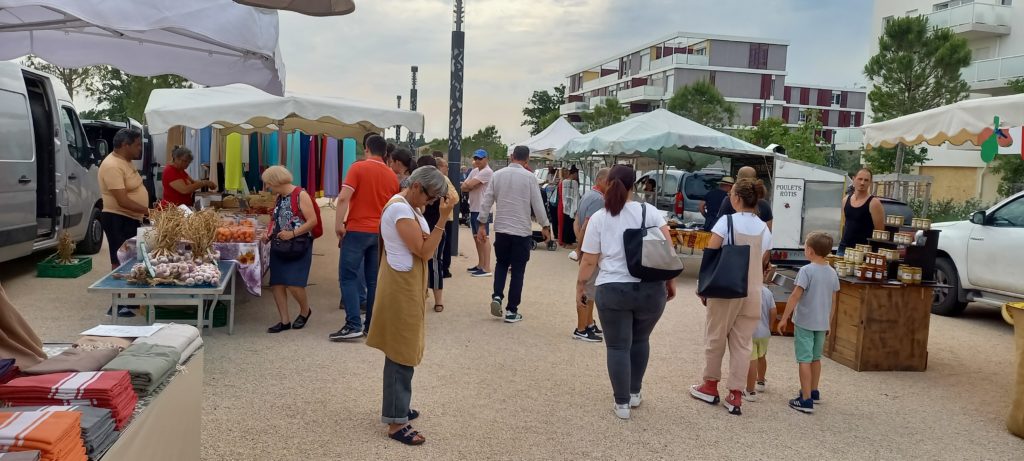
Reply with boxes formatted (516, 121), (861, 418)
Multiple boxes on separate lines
(777, 232), (839, 414)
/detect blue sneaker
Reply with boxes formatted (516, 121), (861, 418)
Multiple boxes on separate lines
(471, 268), (492, 278)
(811, 389), (822, 403)
(504, 311), (523, 323)
(789, 395), (814, 414)
(105, 306), (136, 318)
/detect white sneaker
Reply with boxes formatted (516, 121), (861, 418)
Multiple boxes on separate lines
(755, 380), (766, 393)
(742, 390), (760, 402)
(568, 250), (579, 261)
(629, 393), (643, 408)
(613, 403), (630, 420)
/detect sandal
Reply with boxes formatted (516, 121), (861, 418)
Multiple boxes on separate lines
(433, 304), (444, 313)
(388, 424), (425, 446)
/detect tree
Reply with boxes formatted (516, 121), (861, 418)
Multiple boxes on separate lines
(864, 16), (971, 174)
(1008, 77), (1024, 93)
(535, 110), (562, 133)
(521, 85), (565, 135)
(464, 125), (508, 161)
(736, 110), (827, 165)
(666, 80), (737, 127)
(581, 98), (628, 132)
(21, 56), (98, 101)
(85, 67), (191, 122)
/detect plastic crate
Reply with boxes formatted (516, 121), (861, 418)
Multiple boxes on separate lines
(36, 255), (92, 279)
(154, 302), (228, 328)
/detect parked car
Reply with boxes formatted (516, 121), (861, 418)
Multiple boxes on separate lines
(82, 119), (159, 207)
(0, 61), (103, 264)
(930, 190), (1024, 324)
(636, 169), (724, 224)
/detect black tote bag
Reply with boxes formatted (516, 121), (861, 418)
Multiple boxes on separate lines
(697, 215), (749, 299)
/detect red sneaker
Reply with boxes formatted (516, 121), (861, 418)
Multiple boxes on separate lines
(689, 380), (720, 404)
(723, 389), (743, 415)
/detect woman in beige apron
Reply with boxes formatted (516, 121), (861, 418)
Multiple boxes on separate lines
(366, 166), (455, 446)
(690, 178), (772, 416)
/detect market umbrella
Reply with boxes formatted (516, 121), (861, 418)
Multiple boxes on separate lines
(510, 117), (582, 161)
(0, 0), (286, 95)
(557, 108), (768, 162)
(144, 83), (425, 138)
(862, 93), (1024, 162)
(234, 0), (355, 16)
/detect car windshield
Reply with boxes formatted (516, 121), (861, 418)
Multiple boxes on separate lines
(683, 174), (721, 201)
(638, 173), (678, 194)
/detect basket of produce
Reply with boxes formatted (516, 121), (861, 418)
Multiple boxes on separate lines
(36, 232), (92, 278)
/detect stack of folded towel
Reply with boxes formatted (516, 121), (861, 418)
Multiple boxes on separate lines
(131, 324), (202, 364)
(0, 450), (41, 460)
(0, 411), (87, 461)
(0, 358), (19, 384)
(22, 349), (119, 376)
(101, 344), (180, 396)
(0, 372), (137, 430)
(5, 406), (117, 460)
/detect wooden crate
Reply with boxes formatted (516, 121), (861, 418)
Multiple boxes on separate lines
(825, 278), (931, 371)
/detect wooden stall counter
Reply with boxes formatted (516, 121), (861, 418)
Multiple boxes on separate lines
(825, 276), (942, 372)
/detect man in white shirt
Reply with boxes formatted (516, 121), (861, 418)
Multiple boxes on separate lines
(461, 149), (494, 277)
(477, 146), (551, 323)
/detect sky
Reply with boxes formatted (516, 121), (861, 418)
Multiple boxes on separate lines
(277, 0), (874, 145)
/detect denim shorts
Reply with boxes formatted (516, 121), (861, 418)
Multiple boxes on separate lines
(794, 326), (826, 363)
(470, 212), (490, 235)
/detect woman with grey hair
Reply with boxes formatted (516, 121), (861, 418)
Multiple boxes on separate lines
(161, 146), (215, 207)
(365, 166), (455, 446)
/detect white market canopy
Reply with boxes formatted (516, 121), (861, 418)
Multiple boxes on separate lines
(145, 84), (425, 139)
(510, 117), (582, 160)
(862, 93), (1024, 149)
(0, 0), (286, 95)
(234, 0), (355, 16)
(557, 108), (768, 161)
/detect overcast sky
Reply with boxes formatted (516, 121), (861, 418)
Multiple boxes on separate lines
(281, 0), (872, 143)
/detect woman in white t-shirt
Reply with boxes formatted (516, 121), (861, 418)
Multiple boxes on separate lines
(689, 178), (773, 416)
(365, 166), (454, 446)
(576, 165), (677, 420)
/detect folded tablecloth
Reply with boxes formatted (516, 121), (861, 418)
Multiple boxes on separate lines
(23, 349), (119, 375)
(101, 344), (180, 395)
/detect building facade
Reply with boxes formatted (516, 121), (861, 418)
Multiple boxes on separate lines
(872, 0), (1016, 203)
(560, 32), (867, 151)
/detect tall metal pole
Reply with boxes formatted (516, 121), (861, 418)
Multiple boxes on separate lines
(448, 0), (465, 257)
(395, 95), (402, 142)
(408, 66), (419, 147)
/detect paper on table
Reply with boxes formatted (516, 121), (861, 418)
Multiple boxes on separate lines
(80, 324), (167, 338)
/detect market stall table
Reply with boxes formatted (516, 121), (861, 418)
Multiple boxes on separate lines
(825, 276), (944, 372)
(87, 260), (237, 335)
(1009, 303), (1024, 439)
(117, 237), (267, 296)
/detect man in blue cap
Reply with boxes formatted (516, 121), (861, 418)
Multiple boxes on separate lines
(461, 149), (494, 277)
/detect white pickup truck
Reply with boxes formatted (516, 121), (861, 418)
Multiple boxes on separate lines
(932, 190), (1024, 324)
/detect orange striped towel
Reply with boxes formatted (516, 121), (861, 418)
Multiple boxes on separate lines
(0, 411), (86, 461)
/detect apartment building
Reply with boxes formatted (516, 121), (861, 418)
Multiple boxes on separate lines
(560, 32), (867, 151)
(872, 0), (1016, 203)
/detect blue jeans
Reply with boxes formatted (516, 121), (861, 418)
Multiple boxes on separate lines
(340, 231), (379, 331)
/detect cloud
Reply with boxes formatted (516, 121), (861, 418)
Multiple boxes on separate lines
(278, 0), (873, 143)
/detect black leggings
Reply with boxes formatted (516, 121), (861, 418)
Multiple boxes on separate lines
(595, 282), (667, 405)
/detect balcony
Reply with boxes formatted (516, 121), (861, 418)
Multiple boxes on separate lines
(589, 95), (611, 107)
(925, 2), (1011, 39)
(651, 53), (711, 71)
(962, 54), (1024, 93)
(560, 101), (589, 115)
(832, 128), (864, 151)
(617, 85), (665, 103)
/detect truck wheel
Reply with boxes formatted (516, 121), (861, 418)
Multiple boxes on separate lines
(932, 257), (968, 316)
(77, 207), (104, 255)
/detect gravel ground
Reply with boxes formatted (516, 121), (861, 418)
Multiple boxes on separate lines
(0, 207), (1020, 460)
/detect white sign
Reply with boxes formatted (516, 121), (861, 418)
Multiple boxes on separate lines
(772, 177), (805, 249)
(80, 324), (167, 338)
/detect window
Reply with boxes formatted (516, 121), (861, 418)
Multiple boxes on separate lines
(798, 110), (807, 123)
(990, 197), (1024, 227)
(849, 113), (857, 127)
(1002, 0), (1012, 6)
(0, 90), (33, 161)
(832, 91), (842, 105)
(883, 15), (895, 26)
(59, 106), (90, 167)
(906, 9), (918, 15)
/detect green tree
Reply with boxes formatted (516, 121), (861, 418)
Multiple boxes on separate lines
(1008, 77), (1024, 93)
(737, 110), (827, 165)
(581, 98), (628, 132)
(463, 125), (508, 161)
(521, 85), (565, 135)
(864, 15), (971, 173)
(535, 110), (562, 133)
(21, 56), (98, 101)
(666, 80), (737, 127)
(85, 67), (191, 122)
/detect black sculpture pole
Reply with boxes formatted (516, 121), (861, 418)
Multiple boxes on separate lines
(395, 95), (402, 143)
(408, 66), (419, 147)
(448, 0), (465, 257)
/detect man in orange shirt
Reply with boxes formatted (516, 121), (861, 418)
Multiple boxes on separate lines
(330, 135), (400, 341)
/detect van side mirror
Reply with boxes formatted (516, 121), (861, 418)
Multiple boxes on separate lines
(92, 140), (109, 165)
(970, 211), (986, 225)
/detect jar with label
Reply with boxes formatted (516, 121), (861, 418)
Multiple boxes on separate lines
(854, 265), (864, 280)
(912, 267), (922, 284)
(873, 266), (885, 281)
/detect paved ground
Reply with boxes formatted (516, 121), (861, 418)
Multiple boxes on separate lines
(1, 206), (1021, 460)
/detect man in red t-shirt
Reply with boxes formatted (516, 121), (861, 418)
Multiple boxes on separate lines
(330, 134), (400, 341)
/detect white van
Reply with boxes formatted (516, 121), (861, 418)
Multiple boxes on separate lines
(0, 61), (103, 264)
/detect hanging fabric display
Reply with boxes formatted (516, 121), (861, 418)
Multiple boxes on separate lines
(208, 128), (221, 188)
(248, 133), (263, 192)
(324, 137), (340, 198)
(286, 130), (302, 183)
(224, 133), (243, 191)
(199, 127), (212, 164)
(299, 134), (310, 190)
(266, 132), (280, 166)
(342, 138), (357, 183)
(184, 128), (202, 180)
